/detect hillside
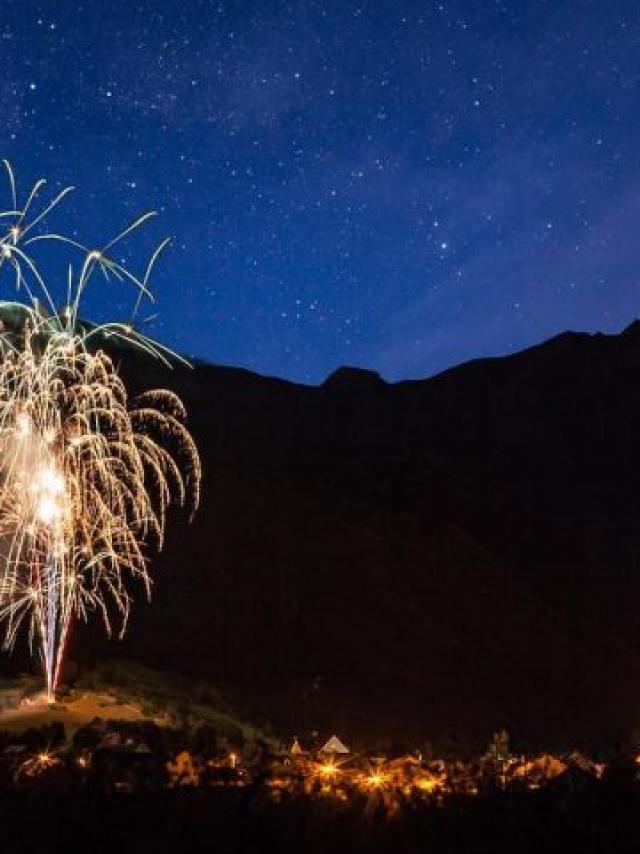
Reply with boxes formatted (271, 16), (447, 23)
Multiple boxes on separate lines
(9, 319), (640, 752)
(0, 662), (271, 750)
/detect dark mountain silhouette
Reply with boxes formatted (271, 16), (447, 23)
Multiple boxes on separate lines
(35, 321), (640, 750)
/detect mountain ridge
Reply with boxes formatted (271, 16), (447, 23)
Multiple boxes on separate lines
(6, 315), (640, 752)
(116, 320), (640, 749)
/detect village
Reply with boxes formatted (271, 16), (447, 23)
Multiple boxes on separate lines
(0, 714), (629, 813)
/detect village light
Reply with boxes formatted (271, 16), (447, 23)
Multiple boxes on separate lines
(365, 771), (387, 789)
(318, 760), (340, 779)
(417, 777), (439, 793)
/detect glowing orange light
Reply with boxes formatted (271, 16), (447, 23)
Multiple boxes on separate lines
(318, 761), (340, 778)
(365, 771), (387, 789)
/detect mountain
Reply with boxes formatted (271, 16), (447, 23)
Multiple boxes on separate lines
(22, 321), (640, 751)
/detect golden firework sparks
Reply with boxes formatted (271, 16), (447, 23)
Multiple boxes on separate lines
(0, 162), (201, 702)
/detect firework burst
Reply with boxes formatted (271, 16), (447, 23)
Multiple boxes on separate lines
(0, 162), (201, 701)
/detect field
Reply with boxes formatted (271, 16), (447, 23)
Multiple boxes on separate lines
(0, 661), (273, 749)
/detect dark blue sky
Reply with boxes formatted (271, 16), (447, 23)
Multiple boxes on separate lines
(2, 1), (639, 382)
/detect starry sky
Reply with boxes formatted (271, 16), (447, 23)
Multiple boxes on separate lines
(1, 1), (639, 383)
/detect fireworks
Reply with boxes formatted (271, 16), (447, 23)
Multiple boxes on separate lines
(0, 162), (201, 701)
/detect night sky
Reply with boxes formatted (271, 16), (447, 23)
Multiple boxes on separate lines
(1, 1), (639, 383)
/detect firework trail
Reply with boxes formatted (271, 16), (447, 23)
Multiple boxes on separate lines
(0, 162), (201, 701)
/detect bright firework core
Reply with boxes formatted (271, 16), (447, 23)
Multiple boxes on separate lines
(34, 465), (67, 526)
(0, 163), (201, 703)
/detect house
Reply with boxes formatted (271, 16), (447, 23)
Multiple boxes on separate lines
(318, 735), (350, 757)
